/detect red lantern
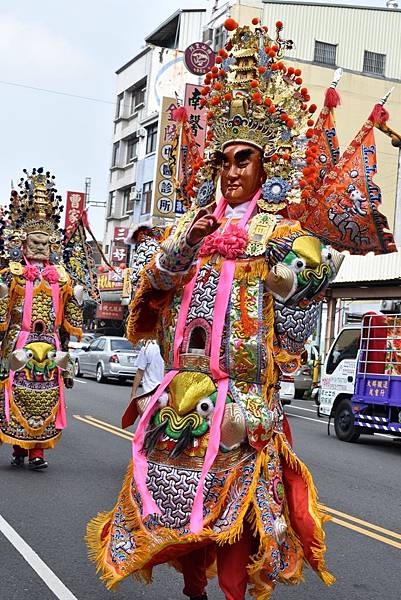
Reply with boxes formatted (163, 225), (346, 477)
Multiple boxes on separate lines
(98, 265), (105, 273)
(224, 18), (238, 31)
(119, 263), (126, 270)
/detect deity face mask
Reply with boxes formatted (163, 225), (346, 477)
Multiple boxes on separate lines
(25, 232), (50, 261)
(219, 143), (265, 207)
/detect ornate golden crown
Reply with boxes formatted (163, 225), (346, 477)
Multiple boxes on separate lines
(3, 168), (63, 263)
(8, 168), (63, 236)
(185, 18), (318, 210)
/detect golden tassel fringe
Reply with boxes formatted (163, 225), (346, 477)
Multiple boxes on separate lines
(0, 430), (62, 449)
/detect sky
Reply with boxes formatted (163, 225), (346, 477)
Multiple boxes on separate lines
(0, 0), (387, 238)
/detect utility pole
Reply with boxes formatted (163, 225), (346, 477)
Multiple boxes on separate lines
(83, 176), (106, 208)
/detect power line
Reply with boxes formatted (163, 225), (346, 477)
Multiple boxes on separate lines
(0, 79), (115, 106)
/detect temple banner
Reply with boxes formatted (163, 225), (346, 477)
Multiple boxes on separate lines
(65, 191), (85, 241)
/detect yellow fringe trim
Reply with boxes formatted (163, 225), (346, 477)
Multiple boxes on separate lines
(276, 434), (335, 586)
(62, 320), (83, 339)
(234, 258), (269, 282)
(0, 430), (62, 449)
(86, 455), (259, 590)
(87, 438), (334, 595)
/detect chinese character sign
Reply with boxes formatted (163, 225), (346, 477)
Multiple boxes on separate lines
(65, 191), (85, 241)
(153, 96), (179, 219)
(184, 84), (207, 155)
(177, 84), (208, 212)
(111, 244), (128, 264)
(96, 302), (125, 320)
(114, 226), (129, 243)
(97, 273), (123, 291)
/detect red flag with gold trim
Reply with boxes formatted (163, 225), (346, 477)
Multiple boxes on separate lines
(290, 117), (395, 255)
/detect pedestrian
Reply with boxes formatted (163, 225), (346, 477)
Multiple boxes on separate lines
(130, 340), (164, 397)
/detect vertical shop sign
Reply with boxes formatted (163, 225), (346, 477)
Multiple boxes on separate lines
(152, 96), (179, 219)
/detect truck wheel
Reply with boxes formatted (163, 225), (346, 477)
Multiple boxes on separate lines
(334, 399), (360, 443)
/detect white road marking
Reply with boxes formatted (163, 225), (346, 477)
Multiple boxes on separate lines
(286, 411), (333, 426)
(73, 379), (87, 384)
(0, 514), (78, 600)
(287, 404), (317, 414)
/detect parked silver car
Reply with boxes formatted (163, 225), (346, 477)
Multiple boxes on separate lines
(74, 336), (139, 383)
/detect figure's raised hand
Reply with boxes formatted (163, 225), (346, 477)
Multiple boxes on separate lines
(186, 210), (220, 246)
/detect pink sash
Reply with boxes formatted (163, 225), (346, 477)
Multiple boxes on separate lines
(50, 282), (67, 430)
(4, 279), (34, 422)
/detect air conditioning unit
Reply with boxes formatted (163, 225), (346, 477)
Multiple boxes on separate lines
(380, 300), (401, 313)
(138, 127), (147, 138)
(202, 28), (213, 45)
(131, 189), (142, 202)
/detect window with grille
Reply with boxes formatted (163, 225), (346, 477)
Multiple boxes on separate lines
(314, 41), (337, 66)
(111, 142), (120, 167)
(107, 191), (116, 217)
(363, 51), (386, 76)
(130, 79), (147, 113)
(126, 137), (138, 162)
(146, 123), (158, 154)
(122, 187), (134, 214)
(214, 25), (227, 52)
(141, 181), (153, 215)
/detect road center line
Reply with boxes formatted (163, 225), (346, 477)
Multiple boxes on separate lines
(73, 415), (132, 441)
(285, 411), (333, 426)
(322, 505), (401, 541)
(73, 379), (87, 384)
(330, 516), (401, 550)
(0, 514), (78, 600)
(84, 415), (134, 438)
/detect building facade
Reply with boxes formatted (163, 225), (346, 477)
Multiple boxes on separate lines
(102, 9), (206, 263)
(262, 1), (401, 239)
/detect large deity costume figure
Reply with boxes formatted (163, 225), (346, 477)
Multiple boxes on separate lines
(87, 19), (396, 600)
(0, 169), (85, 469)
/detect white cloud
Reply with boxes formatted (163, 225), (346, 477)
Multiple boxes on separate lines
(0, 14), (92, 83)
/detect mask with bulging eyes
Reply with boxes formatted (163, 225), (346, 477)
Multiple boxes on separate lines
(25, 232), (50, 261)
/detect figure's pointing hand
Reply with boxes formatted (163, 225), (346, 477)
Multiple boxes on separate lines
(187, 210), (220, 246)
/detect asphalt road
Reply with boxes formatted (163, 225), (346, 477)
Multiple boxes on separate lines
(1, 377), (400, 600)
